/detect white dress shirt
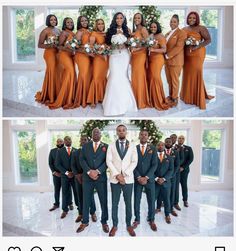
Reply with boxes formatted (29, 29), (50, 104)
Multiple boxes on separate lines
(139, 143), (147, 153)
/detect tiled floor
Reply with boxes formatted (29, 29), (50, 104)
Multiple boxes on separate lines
(3, 68), (233, 117)
(3, 190), (233, 236)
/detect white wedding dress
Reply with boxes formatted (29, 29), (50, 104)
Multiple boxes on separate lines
(102, 33), (137, 116)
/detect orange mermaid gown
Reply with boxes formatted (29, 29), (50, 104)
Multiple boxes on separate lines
(148, 36), (169, 110)
(48, 30), (76, 109)
(35, 32), (61, 104)
(180, 30), (214, 109)
(87, 31), (108, 106)
(131, 30), (150, 109)
(72, 28), (92, 108)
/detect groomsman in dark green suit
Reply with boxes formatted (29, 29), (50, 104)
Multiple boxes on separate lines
(132, 130), (157, 231)
(56, 136), (79, 219)
(155, 141), (174, 224)
(71, 135), (97, 223)
(77, 128), (109, 234)
(164, 138), (180, 217)
(170, 134), (184, 211)
(49, 138), (74, 211)
(177, 135), (194, 207)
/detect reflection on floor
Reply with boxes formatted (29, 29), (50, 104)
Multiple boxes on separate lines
(3, 190), (233, 236)
(3, 68), (233, 117)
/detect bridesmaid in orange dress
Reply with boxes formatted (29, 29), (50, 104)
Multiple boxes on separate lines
(87, 19), (108, 108)
(148, 21), (170, 110)
(180, 11), (214, 109)
(48, 17), (76, 109)
(130, 13), (150, 109)
(72, 16), (92, 108)
(35, 14), (61, 104)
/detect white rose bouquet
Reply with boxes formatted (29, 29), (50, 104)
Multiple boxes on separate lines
(185, 36), (201, 46)
(45, 35), (59, 46)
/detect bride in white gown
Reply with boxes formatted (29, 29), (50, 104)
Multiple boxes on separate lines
(102, 12), (137, 116)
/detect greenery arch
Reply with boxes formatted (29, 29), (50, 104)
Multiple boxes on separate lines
(80, 120), (162, 146)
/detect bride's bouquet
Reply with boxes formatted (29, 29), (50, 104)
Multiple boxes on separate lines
(111, 34), (127, 50)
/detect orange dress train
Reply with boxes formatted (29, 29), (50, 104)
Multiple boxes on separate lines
(72, 28), (92, 108)
(35, 33), (61, 104)
(148, 36), (169, 110)
(131, 30), (150, 109)
(180, 30), (214, 109)
(48, 30), (76, 109)
(87, 32), (108, 106)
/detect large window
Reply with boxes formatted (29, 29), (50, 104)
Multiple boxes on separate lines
(15, 131), (38, 183)
(159, 8), (186, 34)
(201, 129), (223, 182)
(200, 8), (221, 61)
(13, 8), (36, 62)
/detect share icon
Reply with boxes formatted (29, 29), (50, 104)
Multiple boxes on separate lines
(52, 247), (65, 251)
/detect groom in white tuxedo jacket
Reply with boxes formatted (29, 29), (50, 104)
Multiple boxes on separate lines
(106, 124), (138, 237)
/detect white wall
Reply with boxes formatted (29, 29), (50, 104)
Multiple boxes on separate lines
(2, 6), (234, 70)
(2, 120), (234, 192)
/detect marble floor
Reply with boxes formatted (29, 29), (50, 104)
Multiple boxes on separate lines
(3, 190), (233, 237)
(3, 68), (233, 117)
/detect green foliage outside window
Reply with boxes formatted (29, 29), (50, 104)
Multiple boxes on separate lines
(15, 9), (35, 61)
(17, 131), (37, 183)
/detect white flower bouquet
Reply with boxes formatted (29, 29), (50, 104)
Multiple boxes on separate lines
(65, 37), (81, 51)
(185, 36), (200, 46)
(45, 35), (59, 46)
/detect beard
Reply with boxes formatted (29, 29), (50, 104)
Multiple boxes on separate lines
(57, 144), (64, 148)
(165, 145), (172, 149)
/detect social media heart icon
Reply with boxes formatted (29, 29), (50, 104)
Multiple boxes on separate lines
(8, 247), (21, 251)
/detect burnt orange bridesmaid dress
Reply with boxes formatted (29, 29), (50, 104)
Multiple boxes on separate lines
(48, 30), (76, 109)
(148, 36), (169, 110)
(180, 29), (214, 109)
(35, 30), (60, 104)
(131, 29), (150, 109)
(73, 28), (92, 108)
(87, 31), (108, 106)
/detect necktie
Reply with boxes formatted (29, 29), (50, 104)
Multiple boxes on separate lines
(141, 145), (145, 156)
(67, 147), (71, 156)
(167, 149), (170, 155)
(159, 152), (163, 162)
(94, 142), (98, 152)
(120, 141), (125, 155)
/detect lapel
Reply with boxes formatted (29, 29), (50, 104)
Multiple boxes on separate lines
(122, 140), (129, 159)
(170, 28), (179, 40)
(143, 144), (151, 160)
(167, 28), (179, 44)
(94, 142), (105, 157)
(116, 139), (129, 160)
(116, 140), (123, 160)
(62, 146), (70, 160)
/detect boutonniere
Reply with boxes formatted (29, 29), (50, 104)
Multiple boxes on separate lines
(148, 150), (153, 154)
(102, 146), (107, 152)
(185, 149), (189, 152)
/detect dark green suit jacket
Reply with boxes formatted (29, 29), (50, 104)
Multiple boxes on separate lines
(155, 153), (174, 187)
(49, 147), (60, 173)
(173, 144), (184, 166)
(80, 141), (108, 182)
(55, 146), (77, 177)
(134, 144), (157, 183)
(181, 145), (194, 172)
(165, 148), (180, 176)
(71, 148), (83, 175)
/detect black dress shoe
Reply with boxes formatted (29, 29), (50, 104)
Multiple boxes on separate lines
(184, 201), (189, 207)
(49, 205), (59, 211)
